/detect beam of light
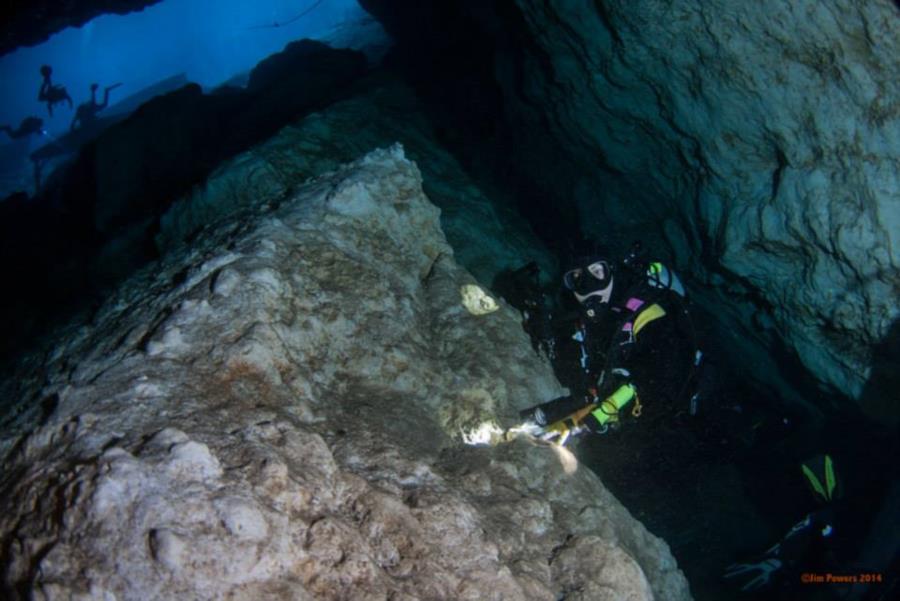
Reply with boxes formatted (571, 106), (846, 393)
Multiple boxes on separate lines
(489, 422), (581, 474)
(461, 420), (505, 446)
(550, 442), (579, 474)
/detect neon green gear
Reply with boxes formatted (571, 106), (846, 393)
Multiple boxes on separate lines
(590, 384), (636, 426)
(801, 454), (839, 503)
(646, 262), (686, 297)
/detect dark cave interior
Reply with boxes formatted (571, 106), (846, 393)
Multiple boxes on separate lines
(1, 1), (898, 600)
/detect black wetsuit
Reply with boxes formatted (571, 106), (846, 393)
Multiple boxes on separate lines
(528, 273), (697, 431)
(730, 504), (847, 600)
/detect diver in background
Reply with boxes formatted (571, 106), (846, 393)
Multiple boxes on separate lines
(724, 454), (847, 597)
(70, 82), (123, 132)
(38, 65), (73, 117)
(1, 116), (44, 140)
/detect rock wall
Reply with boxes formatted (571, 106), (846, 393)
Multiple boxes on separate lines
(0, 146), (690, 601)
(361, 0), (900, 420)
(524, 0), (900, 408)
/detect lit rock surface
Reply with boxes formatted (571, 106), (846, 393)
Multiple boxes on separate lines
(504, 0), (900, 408)
(0, 146), (690, 601)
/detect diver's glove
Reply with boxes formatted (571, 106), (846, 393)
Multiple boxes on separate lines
(539, 420), (587, 445)
(723, 558), (782, 591)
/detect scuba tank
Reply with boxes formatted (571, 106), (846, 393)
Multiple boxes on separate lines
(622, 240), (686, 297)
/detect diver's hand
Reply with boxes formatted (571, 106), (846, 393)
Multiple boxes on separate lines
(723, 558), (782, 591)
(539, 421), (587, 445)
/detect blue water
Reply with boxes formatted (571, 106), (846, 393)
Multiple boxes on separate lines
(0, 0), (364, 138)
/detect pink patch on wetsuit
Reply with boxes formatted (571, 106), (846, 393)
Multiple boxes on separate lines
(626, 297), (645, 311)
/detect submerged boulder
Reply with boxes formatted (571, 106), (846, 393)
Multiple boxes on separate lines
(0, 146), (690, 600)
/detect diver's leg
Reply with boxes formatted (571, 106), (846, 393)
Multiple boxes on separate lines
(100, 84), (122, 110)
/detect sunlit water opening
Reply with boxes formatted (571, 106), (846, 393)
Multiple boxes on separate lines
(0, 0), (388, 195)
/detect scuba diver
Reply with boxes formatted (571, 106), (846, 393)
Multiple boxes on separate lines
(1, 116), (44, 140)
(37, 65), (73, 117)
(517, 241), (701, 444)
(70, 82), (123, 132)
(724, 454), (847, 597)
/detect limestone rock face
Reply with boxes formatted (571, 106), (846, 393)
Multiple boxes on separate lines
(0, 146), (690, 601)
(498, 0), (900, 407)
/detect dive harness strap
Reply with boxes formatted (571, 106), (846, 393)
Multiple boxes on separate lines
(632, 303), (666, 338)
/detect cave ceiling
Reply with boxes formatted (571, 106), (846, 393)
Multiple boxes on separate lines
(0, 0), (161, 57)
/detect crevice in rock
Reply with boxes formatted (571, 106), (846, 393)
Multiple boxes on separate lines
(770, 146), (788, 201)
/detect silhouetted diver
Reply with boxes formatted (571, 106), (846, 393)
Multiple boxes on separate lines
(1, 116), (44, 140)
(37, 65), (73, 117)
(70, 82), (123, 132)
